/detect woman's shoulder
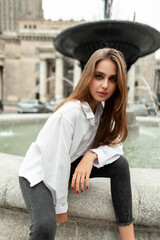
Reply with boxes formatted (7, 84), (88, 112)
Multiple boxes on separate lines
(62, 100), (81, 109)
(58, 100), (82, 113)
(53, 100), (84, 121)
(39, 101), (85, 133)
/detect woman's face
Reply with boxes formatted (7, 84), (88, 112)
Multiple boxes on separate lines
(89, 59), (117, 110)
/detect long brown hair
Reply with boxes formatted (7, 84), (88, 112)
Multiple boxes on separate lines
(56, 48), (128, 147)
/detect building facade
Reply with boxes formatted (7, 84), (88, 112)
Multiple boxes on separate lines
(0, 18), (83, 104)
(0, 22), (159, 105)
(155, 59), (160, 103)
(0, 0), (159, 106)
(128, 53), (160, 106)
(0, 0), (43, 32)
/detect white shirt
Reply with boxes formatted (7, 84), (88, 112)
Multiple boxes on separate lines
(19, 101), (123, 214)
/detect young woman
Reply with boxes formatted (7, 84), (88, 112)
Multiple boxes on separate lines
(19, 48), (135, 240)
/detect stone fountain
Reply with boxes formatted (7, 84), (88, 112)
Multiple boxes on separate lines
(54, 20), (160, 135)
(54, 20), (160, 70)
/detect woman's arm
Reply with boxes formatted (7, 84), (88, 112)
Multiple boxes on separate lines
(91, 143), (123, 168)
(39, 115), (74, 215)
(71, 144), (123, 193)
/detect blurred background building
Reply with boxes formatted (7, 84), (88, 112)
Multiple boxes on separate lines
(0, 0), (43, 32)
(0, 0), (83, 104)
(0, 0), (159, 107)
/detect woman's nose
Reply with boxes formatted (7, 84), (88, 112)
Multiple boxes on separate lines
(102, 79), (108, 89)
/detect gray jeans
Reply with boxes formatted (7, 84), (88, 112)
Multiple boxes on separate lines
(19, 177), (56, 240)
(19, 156), (134, 240)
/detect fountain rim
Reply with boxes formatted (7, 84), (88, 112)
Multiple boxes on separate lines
(54, 20), (160, 60)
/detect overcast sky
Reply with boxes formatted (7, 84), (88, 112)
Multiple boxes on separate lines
(42, 0), (160, 30)
(42, 0), (160, 57)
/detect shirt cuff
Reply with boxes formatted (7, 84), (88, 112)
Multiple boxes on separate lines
(91, 145), (123, 168)
(55, 203), (68, 214)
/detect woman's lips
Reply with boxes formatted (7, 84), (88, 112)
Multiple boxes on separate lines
(97, 92), (107, 97)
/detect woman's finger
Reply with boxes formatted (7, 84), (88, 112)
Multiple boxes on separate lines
(71, 173), (76, 190)
(76, 174), (81, 194)
(85, 173), (90, 189)
(80, 175), (85, 192)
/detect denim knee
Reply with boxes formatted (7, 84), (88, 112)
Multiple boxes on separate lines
(114, 156), (130, 177)
(30, 216), (56, 240)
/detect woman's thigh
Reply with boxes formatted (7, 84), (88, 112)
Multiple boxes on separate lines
(70, 155), (130, 179)
(70, 156), (133, 225)
(19, 177), (56, 240)
(90, 155), (130, 179)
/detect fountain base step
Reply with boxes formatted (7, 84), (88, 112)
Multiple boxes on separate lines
(0, 153), (160, 240)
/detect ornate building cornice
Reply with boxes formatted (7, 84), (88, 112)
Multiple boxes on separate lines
(0, 29), (61, 42)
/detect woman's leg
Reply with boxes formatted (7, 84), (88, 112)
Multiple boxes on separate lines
(19, 177), (57, 240)
(70, 156), (135, 240)
(118, 224), (135, 240)
(90, 156), (135, 240)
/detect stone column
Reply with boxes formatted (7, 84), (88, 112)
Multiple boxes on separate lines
(40, 60), (47, 102)
(73, 60), (81, 89)
(127, 65), (135, 104)
(55, 54), (64, 99)
(0, 67), (3, 100)
(0, 68), (2, 100)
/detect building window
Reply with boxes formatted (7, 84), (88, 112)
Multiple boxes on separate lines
(36, 49), (40, 55)
(155, 69), (160, 101)
(134, 96), (139, 103)
(36, 78), (40, 86)
(142, 93), (147, 102)
(67, 65), (73, 74)
(35, 63), (40, 72)
(35, 92), (39, 100)
(134, 80), (139, 87)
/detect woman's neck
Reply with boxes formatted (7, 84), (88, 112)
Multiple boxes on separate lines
(89, 101), (98, 114)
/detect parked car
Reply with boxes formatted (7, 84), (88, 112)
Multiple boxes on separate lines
(44, 98), (65, 112)
(17, 99), (46, 113)
(129, 103), (148, 116)
(145, 104), (158, 116)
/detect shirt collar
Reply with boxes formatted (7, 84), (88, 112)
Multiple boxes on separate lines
(80, 101), (104, 125)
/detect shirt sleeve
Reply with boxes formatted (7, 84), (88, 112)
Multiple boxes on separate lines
(91, 143), (123, 168)
(39, 115), (74, 214)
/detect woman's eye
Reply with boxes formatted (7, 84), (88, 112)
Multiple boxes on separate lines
(109, 77), (117, 82)
(95, 74), (103, 80)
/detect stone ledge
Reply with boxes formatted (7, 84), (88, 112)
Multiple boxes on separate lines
(0, 152), (160, 240)
(136, 116), (160, 126)
(0, 113), (50, 126)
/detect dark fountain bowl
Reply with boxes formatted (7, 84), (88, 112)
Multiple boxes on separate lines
(54, 20), (160, 70)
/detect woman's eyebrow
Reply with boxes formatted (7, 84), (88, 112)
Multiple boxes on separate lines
(95, 71), (105, 75)
(110, 74), (118, 78)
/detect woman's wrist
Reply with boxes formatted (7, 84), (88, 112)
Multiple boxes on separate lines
(88, 150), (98, 163)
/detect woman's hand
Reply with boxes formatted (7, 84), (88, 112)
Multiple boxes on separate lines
(56, 212), (68, 224)
(71, 151), (98, 193)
